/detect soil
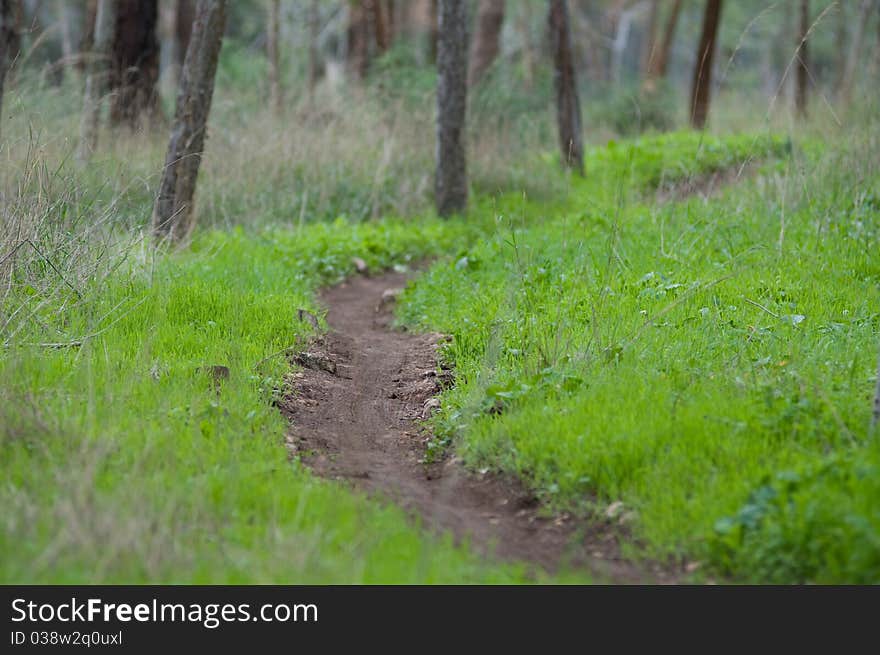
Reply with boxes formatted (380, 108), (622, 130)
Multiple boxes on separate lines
(281, 271), (677, 583)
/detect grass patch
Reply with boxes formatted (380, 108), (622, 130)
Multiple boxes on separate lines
(398, 129), (880, 582)
(1, 211), (551, 583)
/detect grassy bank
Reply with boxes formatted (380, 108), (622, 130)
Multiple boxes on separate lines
(2, 206), (544, 582)
(399, 127), (880, 583)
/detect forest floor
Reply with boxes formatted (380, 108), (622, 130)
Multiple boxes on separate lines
(3, 111), (879, 583)
(283, 271), (675, 582)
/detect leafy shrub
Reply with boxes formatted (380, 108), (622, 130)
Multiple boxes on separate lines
(710, 449), (880, 583)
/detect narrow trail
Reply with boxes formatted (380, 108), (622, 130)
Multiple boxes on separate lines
(282, 271), (674, 582)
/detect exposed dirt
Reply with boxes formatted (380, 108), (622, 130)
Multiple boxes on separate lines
(281, 271), (677, 582)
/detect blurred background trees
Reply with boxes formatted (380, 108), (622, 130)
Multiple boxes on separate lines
(2, 0), (879, 224)
(5, 1), (879, 133)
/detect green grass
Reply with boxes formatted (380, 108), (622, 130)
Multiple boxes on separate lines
(398, 128), (880, 583)
(2, 214), (554, 583)
(3, 76), (876, 583)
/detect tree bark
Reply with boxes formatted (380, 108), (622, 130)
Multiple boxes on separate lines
(689, 0), (723, 130)
(468, 0), (504, 87)
(795, 0), (809, 117)
(838, 0), (875, 107)
(641, 0), (659, 78)
(549, 0), (583, 173)
(873, 2), (880, 79)
(79, 0), (96, 75)
(175, 0), (195, 67)
(651, 0), (681, 80)
(428, 0), (438, 63)
(386, 0), (397, 42)
(610, 3), (638, 84)
(76, 0), (115, 163)
(347, 0), (370, 79)
(518, 0), (535, 88)
(59, 1), (77, 79)
(371, 0), (391, 54)
(435, 0), (468, 217)
(152, 0), (226, 243)
(308, 0), (321, 101)
(0, 0), (22, 137)
(266, 0), (281, 113)
(109, 0), (161, 128)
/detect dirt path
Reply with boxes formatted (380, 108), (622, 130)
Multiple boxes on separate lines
(282, 271), (673, 582)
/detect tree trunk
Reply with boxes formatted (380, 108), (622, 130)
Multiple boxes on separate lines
(435, 0), (468, 217)
(690, 0), (723, 130)
(518, 0), (535, 88)
(109, 0), (161, 129)
(79, 0), (96, 75)
(795, 0), (809, 117)
(641, 0), (659, 77)
(468, 0), (504, 87)
(163, 0), (194, 95)
(371, 0), (391, 54)
(0, 0), (22, 137)
(838, 0), (874, 107)
(59, 1), (77, 79)
(644, 0), (681, 92)
(266, 0), (281, 112)
(873, 2), (880, 79)
(76, 0), (115, 163)
(428, 0), (438, 63)
(347, 0), (369, 79)
(176, 0), (195, 66)
(549, 0), (583, 173)
(610, 3), (637, 84)
(152, 0), (226, 243)
(386, 0), (397, 42)
(308, 0), (321, 101)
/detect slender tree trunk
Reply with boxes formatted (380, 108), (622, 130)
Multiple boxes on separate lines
(161, 0), (193, 94)
(549, 0), (583, 173)
(795, 0), (809, 117)
(386, 0), (396, 42)
(58, 2), (76, 79)
(641, 0), (659, 77)
(176, 0), (194, 66)
(468, 0), (504, 87)
(873, 2), (880, 79)
(371, 0), (391, 54)
(0, 0), (22, 137)
(428, 0), (438, 63)
(76, 0), (115, 163)
(610, 4), (637, 84)
(308, 0), (321, 102)
(833, 1), (848, 88)
(690, 0), (723, 130)
(152, 0), (226, 243)
(644, 0), (681, 92)
(347, 0), (369, 79)
(435, 0), (468, 217)
(839, 0), (874, 107)
(79, 0), (96, 76)
(518, 0), (535, 88)
(109, 0), (161, 129)
(266, 0), (281, 113)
